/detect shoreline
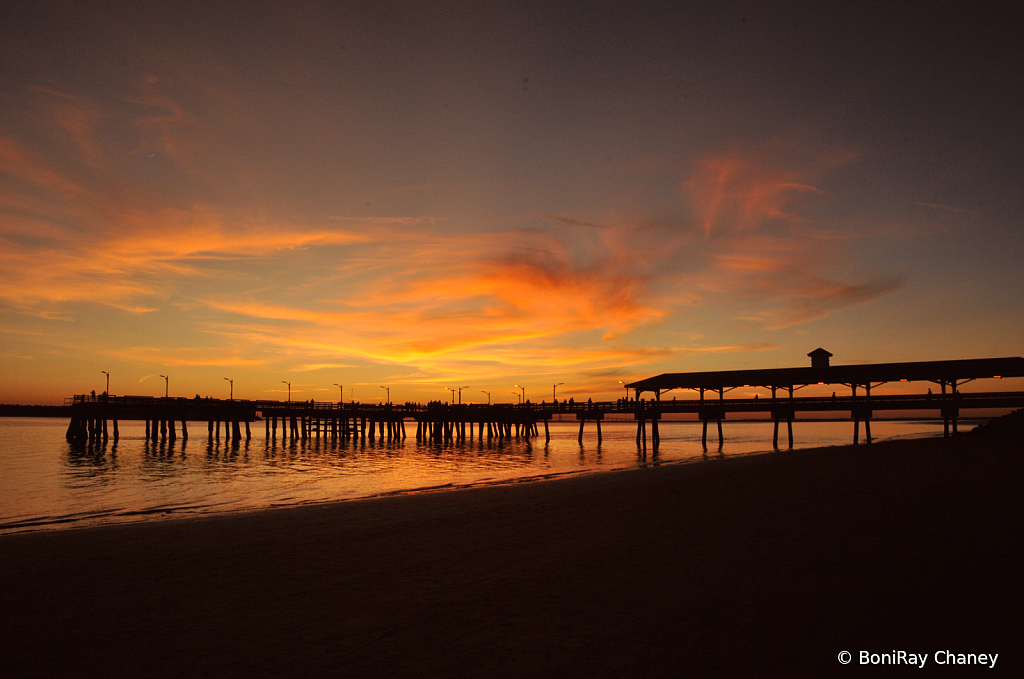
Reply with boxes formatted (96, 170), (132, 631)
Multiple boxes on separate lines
(2, 431), (1020, 676)
(1, 420), (954, 537)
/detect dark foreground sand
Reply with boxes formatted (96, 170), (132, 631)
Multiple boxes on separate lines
(2, 432), (1021, 677)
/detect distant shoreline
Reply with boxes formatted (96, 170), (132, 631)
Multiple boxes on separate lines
(0, 404), (70, 417)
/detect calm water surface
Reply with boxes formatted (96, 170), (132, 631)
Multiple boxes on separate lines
(0, 417), (951, 534)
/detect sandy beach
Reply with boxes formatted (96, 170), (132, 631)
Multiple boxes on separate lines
(2, 429), (1020, 677)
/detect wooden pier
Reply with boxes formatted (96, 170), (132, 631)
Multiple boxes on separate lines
(63, 352), (1024, 450)
(65, 389), (1024, 450)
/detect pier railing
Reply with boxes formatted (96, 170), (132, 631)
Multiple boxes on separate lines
(64, 391), (1024, 448)
(65, 391), (1024, 416)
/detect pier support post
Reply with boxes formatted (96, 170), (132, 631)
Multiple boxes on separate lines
(578, 419), (585, 444)
(113, 419), (119, 441)
(596, 419), (602, 444)
(181, 420), (187, 440)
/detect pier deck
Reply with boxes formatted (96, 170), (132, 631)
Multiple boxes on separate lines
(64, 389), (1024, 449)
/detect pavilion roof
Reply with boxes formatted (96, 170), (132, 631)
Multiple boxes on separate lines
(625, 357), (1024, 394)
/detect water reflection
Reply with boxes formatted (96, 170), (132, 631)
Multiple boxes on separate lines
(4, 418), (948, 534)
(65, 439), (119, 481)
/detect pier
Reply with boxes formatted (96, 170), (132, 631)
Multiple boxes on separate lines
(64, 352), (1024, 450)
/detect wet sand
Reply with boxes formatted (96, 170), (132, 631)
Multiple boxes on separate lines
(2, 432), (1021, 677)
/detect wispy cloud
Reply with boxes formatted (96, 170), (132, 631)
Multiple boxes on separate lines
(916, 202), (967, 213)
(0, 78), (902, 391)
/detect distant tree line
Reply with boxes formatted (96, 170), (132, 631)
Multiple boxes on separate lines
(0, 404), (71, 417)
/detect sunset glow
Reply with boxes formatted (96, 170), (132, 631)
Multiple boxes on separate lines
(2, 2), (1021, 404)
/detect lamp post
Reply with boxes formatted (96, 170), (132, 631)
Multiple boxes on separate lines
(446, 387), (456, 404)
(159, 374), (168, 398)
(553, 382), (563, 402)
(281, 381), (291, 402)
(101, 370), (109, 396)
(618, 380), (628, 400)
(380, 386), (389, 404)
(224, 377), (233, 400)
(514, 384), (525, 403)
(480, 390), (490, 405)
(457, 386), (469, 404)
(333, 383), (343, 404)
(511, 391), (521, 404)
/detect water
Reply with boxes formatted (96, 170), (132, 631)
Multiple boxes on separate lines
(0, 417), (952, 534)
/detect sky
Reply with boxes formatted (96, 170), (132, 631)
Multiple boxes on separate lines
(2, 0), (1022, 405)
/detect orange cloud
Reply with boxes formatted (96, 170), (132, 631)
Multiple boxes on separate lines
(681, 144), (901, 327)
(1, 76), (902, 390)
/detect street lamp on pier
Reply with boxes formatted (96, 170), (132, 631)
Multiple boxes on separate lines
(512, 391), (521, 404)
(514, 384), (526, 403)
(281, 381), (291, 402)
(553, 382), (564, 402)
(101, 370), (109, 396)
(446, 387), (456, 404)
(333, 383), (343, 405)
(224, 377), (233, 400)
(480, 390), (490, 405)
(159, 375), (168, 398)
(380, 386), (390, 404)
